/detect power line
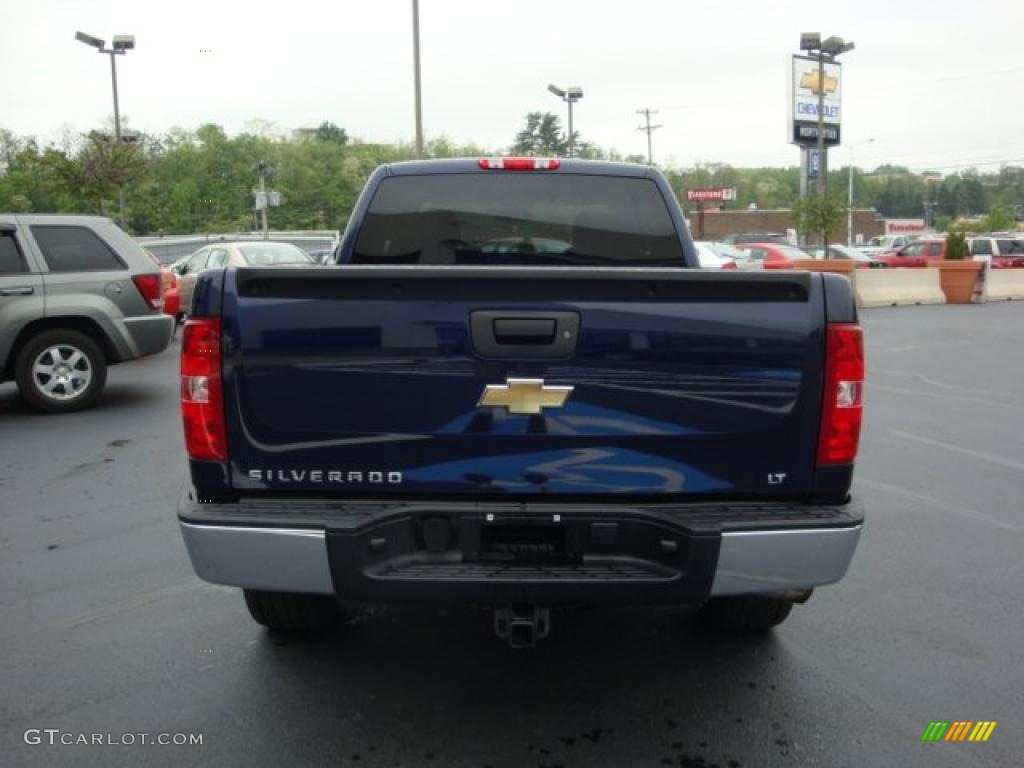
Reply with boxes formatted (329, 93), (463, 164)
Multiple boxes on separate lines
(635, 108), (661, 165)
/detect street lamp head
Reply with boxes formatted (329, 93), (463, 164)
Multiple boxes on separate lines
(566, 86), (583, 100)
(75, 31), (105, 49)
(800, 32), (821, 51)
(547, 84), (566, 98)
(112, 34), (136, 51)
(821, 36), (854, 56)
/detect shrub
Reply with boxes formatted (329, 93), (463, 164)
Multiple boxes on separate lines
(945, 231), (969, 260)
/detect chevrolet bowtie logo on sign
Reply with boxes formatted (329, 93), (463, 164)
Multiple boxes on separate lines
(799, 70), (839, 96)
(478, 378), (574, 415)
(921, 721), (997, 743)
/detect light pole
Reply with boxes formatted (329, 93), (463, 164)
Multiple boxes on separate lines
(547, 84), (583, 157)
(76, 31), (135, 229)
(411, 0), (424, 158)
(799, 33), (854, 251)
(847, 138), (874, 246)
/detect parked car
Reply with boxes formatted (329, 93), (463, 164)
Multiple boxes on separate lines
(860, 234), (919, 256)
(700, 241), (761, 270)
(874, 238), (945, 267)
(0, 214), (174, 412)
(172, 241), (315, 314)
(162, 267), (179, 313)
(721, 232), (790, 245)
(810, 245), (887, 268)
(304, 246), (337, 265)
(177, 158), (865, 644)
(968, 235), (1024, 268)
(693, 241), (737, 269)
(735, 243), (813, 269)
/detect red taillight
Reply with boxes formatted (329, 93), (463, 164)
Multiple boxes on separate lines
(478, 157), (560, 171)
(817, 323), (864, 465)
(181, 317), (226, 461)
(721, 260), (738, 270)
(132, 274), (164, 310)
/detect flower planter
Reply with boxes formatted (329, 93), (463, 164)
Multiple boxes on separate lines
(926, 260), (983, 304)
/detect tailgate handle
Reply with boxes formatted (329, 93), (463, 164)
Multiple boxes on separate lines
(493, 318), (556, 345)
(470, 310), (580, 359)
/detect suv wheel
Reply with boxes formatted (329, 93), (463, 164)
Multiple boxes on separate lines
(15, 330), (107, 413)
(243, 589), (345, 631)
(699, 594), (795, 632)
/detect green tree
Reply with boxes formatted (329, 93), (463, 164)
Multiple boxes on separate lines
(983, 207), (1015, 232)
(511, 112), (572, 155)
(792, 193), (847, 246)
(315, 121), (348, 145)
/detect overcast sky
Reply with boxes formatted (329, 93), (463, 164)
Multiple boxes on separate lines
(3, 0), (1023, 171)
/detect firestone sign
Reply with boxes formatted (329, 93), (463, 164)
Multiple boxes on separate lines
(686, 187), (737, 203)
(789, 54), (843, 147)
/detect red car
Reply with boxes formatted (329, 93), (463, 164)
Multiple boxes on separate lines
(874, 238), (945, 268)
(735, 243), (813, 269)
(161, 266), (181, 319)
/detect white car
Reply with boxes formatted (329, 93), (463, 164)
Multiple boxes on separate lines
(860, 234), (918, 256)
(694, 241), (761, 270)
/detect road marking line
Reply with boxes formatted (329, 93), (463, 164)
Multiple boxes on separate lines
(889, 429), (1024, 473)
(856, 478), (1024, 534)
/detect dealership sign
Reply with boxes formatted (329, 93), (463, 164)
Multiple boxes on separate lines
(686, 187), (737, 202)
(789, 54), (842, 147)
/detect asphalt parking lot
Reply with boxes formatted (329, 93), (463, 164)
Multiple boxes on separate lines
(2, 303), (1023, 768)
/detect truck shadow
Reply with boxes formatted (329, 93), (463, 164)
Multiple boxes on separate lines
(230, 604), (790, 767)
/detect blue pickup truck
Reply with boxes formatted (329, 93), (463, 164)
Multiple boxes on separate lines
(176, 158), (865, 647)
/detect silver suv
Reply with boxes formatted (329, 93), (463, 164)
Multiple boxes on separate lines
(0, 214), (174, 412)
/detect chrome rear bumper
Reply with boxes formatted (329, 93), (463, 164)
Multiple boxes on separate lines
(179, 520), (862, 598)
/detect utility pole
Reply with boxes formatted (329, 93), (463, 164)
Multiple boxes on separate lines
(816, 50), (828, 254)
(412, 0), (424, 158)
(257, 161), (268, 240)
(636, 108), (661, 165)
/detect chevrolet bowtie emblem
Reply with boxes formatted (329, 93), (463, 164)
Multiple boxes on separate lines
(800, 70), (838, 96)
(478, 378), (574, 415)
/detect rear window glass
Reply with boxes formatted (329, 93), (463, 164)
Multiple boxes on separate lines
(352, 174), (683, 266)
(238, 244), (313, 265)
(31, 225), (123, 272)
(0, 232), (27, 273)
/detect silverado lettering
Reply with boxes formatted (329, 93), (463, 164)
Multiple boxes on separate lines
(246, 470), (403, 484)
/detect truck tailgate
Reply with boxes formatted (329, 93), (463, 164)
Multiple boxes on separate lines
(221, 267), (824, 499)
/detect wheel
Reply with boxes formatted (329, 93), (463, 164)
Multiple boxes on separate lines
(699, 594), (795, 632)
(243, 589), (344, 631)
(15, 329), (107, 413)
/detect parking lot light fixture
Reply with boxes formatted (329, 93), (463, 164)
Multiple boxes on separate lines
(75, 30), (135, 228)
(799, 32), (821, 51)
(548, 84), (583, 158)
(75, 31), (105, 49)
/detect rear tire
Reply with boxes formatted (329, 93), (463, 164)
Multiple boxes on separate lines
(15, 329), (107, 413)
(243, 589), (344, 631)
(699, 595), (794, 632)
